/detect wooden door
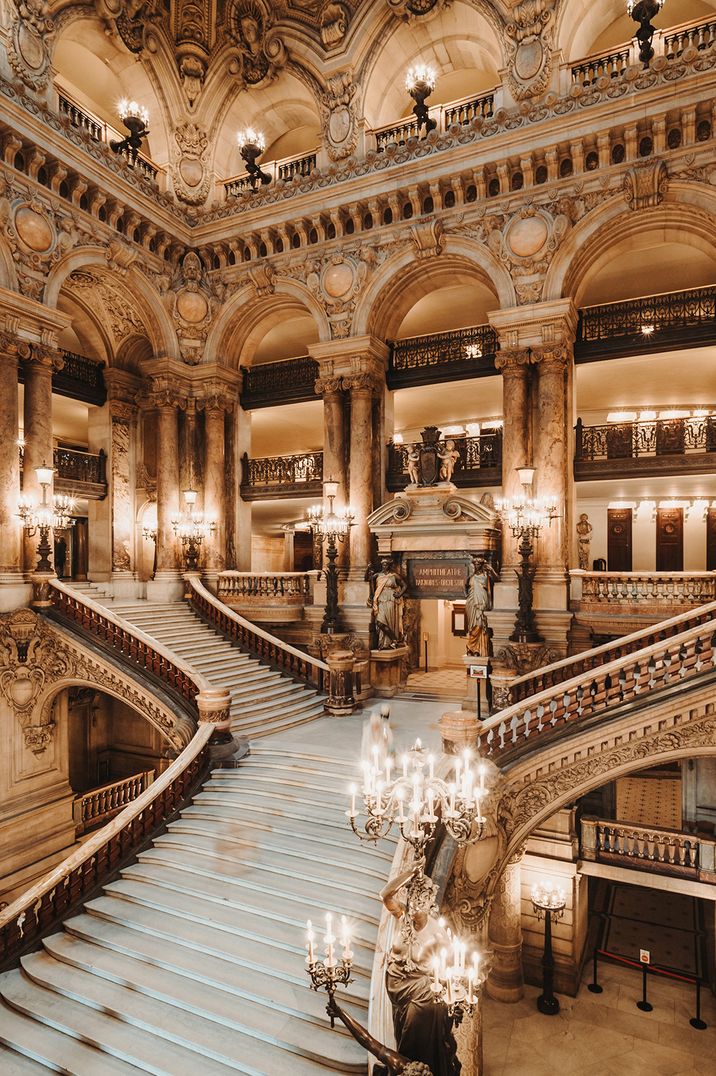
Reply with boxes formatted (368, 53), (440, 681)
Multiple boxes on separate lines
(707, 508), (716, 571)
(607, 508), (632, 571)
(656, 508), (684, 571)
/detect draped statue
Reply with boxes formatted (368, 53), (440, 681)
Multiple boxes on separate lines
(368, 557), (407, 649)
(465, 556), (498, 657)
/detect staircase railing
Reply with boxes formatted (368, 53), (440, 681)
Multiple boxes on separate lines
(580, 816), (716, 884)
(188, 576), (330, 693)
(0, 725), (211, 970)
(73, 770), (155, 835)
(479, 613), (716, 764)
(48, 579), (215, 716)
(502, 600), (716, 707)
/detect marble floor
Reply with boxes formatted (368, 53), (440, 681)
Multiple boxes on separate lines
(404, 666), (465, 698)
(482, 961), (716, 1075)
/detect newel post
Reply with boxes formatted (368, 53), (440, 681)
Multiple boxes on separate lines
(196, 687), (246, 760)
(325, 650), (356, 716)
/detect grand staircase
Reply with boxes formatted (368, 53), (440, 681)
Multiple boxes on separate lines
(78, 590), (327, 741)
(0, 742), (397, 1073)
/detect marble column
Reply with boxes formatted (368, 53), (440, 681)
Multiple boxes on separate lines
(534, 346), (571, 582)
(23, 346), (60, 574)
(495, 351), (532, 566)
(0, 335), (27, 583)
(487, 851), (525, 1002)
(109, 400), (136, 578)
(316, 376), (348, 566)
(202, 399), (227, 574)
(347, 373), (375, 573)
(154, 397), (180, 577)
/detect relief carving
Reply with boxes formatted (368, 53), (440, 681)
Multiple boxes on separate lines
(320, 2), (349, 48)
(173, 123), (210, 206)
(505, 0), (555, 102)
(8, 0), (55, 92)
(623, 158), (669, 210)
(226, 0), (288, 86)
(320, 71), (358, 161)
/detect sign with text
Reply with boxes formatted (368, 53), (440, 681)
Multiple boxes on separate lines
(639, 949), (650, 965)
(407, 557), (470, 599)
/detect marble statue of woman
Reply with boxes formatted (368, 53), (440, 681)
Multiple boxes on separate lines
(369, 558), (407, 649)
(576, 513), (593, 571)
(380, 860), (459, 1076)
(465, 555), (498, 656)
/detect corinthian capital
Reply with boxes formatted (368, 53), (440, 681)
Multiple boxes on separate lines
(531, 344), (571, 367)
(494, 348), (533, 373)
(0, 332), (31, 363)
(342, 372), (378, 395)
(26, 344), (64, 373)
(315, 376), (344, 396)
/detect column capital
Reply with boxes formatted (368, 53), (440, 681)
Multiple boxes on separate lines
(314, 375), (344, 397)
(488, 299), (578, 352)
(196, 387), (235, 414)
(148, 385), (186, 412)
(494, 348), (534, 374)
(531, 343), (571, 368)
(109, 399), (137, 422)
(24, 344), (64, 374)
(308, 335), (389, 383)
(342, 372), (380, 396)
(0, 332), (31, 363)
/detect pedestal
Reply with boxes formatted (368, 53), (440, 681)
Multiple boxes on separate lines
(369, 646), (408, 696)
(439, 709), (480, 755)
(325, 649), (357, 716)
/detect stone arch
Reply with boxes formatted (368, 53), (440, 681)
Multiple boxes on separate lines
(353, 238), (516, 340)
(544, 193), (716, 305)
(204, 277), (331, 367)
(44, 247), (179, 361)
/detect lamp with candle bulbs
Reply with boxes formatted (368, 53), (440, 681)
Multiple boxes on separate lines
(496, 466), (558, 645)
(18, 462), (76, 573)
(307, 479), (354, 634)
(348, 739), (487, 852)
(531, 880), (567, 1015)
(237, 128), (272, 190)
(171, 486), (216, 572)
(305, 914), (353, 1026)
(430, 923), (490, 1023)
(110, 100), (150, 162)
(627, 1), (666, 67)
(405, 63), (437, 135)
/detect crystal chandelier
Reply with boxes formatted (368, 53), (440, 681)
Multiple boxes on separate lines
(430, 923), (489, 1020)
(348, 738), (487, 850)
(305, 914), (353, 1025)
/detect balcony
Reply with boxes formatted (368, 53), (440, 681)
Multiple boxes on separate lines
(572, 570), (716, 616)
(387, 324), (498, 389)
(20, 446), (108, 500)
(58, 92), (160, 184)
(575, 286), (716, 363)
(387, 430), (502, 492)
(240, 357), (319, 409)
(373, 89), (495, 153)
(224, 150), (318, 198)
(18, 350), (106, 406)
(240, 451), (323, 500)
(574, 414), (716, 480)
(581, 816), (716, 886)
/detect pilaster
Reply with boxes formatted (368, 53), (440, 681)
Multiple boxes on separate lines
(0, 333), (28, 594)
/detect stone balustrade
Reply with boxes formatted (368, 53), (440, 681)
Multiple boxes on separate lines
(58, 91), (160, 181)
(479, 611), (716, 763)
(581, 816), (716, 884)
(73, 770), (155, 835)
(224, 150), (318, 196)
(573, 570), (716, 611)
(217, 571), (319, 606)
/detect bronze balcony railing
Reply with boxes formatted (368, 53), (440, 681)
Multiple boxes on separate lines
(581, 816), (716, 884)
(574, 415), (716, 478)
(387, 324), (498, 388)
(19, 446), (107, 499)
(73, 770), (155, 835)
(575, 286), (716, 361)
(17, 349), (106, 406)
(387, 430), (502, 490)
(217, 571), (318, 606)
(240, 451), (323, 499)
(374, 89), (495, 152)
(58, 92), (159, 182)
(574, 571), (716, 612)
(240, 356), (319, 409)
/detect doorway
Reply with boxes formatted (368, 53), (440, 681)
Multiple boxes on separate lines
(656, 507), (684, 571)
(607, 508), (632, 571)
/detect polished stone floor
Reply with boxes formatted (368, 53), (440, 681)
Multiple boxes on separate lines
(483, 960), (716, 1075)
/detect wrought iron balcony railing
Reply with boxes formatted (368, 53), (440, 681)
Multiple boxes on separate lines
(576, 286), (716, 361)
(240, 451), (323, 499)
(17, 349), (106, 405)
(574, 415), (716, 479)
(387, 324), (498, 388)
(20, 446), (107, 499)
(240, 356), (319, 409)
(58, 92), (159, 182)
(387, 430), (502, 491)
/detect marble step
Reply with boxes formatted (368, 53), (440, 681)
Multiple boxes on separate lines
(84, 895), (371, 1002)
(41, 934), (365, 1072)
(1, 969), (235, 1075)
(231, 707), (327, 738)
(137, 845), (380, 919)
(0, 1001), (135, 1074)
(227, 758), (359, 787)
(235, 747), (357, 770)
(22, 950), (361, 1076)
(192, 789), (360, 834)
(65, 910), (369, 1020)
(230, 694), (322, 720)
(196, 780), (357, 824)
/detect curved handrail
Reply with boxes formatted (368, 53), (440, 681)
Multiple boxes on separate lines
(0, 725), (212, 968)
(188, 576), (330, 692)
(49, 578), (215, 710)
(503, 599), (716, 707)
(480, 613), (716, 764)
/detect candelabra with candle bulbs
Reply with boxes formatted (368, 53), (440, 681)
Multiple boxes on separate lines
(110, 100), (150, 161)
(405, 63), (437, 135)
(237, 128), (272, 190)
(430, 924), (489, 1023)
(348, 739), (486, 851)
(531, 880), (567, 1016)
(18, 462), (76, 573)
(496, 467), (558, 645)
(627, 0), (666, 67)
(171, 486), (215, 572)
(305, 914), (354, 1027)
(307, 479), (354, 634)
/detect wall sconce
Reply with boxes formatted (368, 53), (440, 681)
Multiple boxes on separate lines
(111, 100), (150, 160)
(17, 462), (76, 573)
(627, 1), (666, 68)
(237, 128), (272, 190)
(405, 63), (437, 135)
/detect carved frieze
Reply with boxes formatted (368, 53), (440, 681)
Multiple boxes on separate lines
(66, 270), (147, 344)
